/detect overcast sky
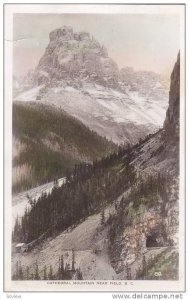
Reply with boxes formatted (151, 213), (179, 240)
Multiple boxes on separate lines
(13, 13), (180, 78)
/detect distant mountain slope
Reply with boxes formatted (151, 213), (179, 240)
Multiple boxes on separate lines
(12, 101), (117, 194)
(120, 67), (169, 105)
(14, 82), (167, 144)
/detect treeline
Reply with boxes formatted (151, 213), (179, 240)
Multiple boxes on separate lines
(12, 145), (136, 244)
(12, 252), (83, 280)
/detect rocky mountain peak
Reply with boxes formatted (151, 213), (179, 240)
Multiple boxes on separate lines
(49, 26), (74, 41)
(49, 26), (92, 43)
(34, 26), (119, 88)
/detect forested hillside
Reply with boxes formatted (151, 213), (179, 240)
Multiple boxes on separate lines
(12, 102), (117, 193)
(12, 146), (136, 243)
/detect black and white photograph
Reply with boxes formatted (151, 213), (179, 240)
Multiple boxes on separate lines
(3, 3), (185, 292)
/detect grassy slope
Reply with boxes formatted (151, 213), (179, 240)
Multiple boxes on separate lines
(13, 101), (117, 193)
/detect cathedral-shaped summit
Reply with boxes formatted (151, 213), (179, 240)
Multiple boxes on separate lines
(36, 26), (119, 88)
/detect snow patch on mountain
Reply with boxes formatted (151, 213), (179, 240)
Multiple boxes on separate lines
(14, 83), (167, 144)
(14, 85), (44, 102)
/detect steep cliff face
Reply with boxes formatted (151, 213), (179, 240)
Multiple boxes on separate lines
(34, 26), (119, 88)
(164, 52), (180, 139)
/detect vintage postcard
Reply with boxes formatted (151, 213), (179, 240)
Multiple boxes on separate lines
(4, 4), (185, 292)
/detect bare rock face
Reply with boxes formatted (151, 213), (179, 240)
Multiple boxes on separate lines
(49, 26), (74, 41)
(34, 26), (119, 88)
(164, 52), (180, 139)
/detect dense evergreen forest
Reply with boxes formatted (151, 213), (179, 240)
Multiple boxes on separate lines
(12, 144), (136, 244)
(13, 101), (117, 193)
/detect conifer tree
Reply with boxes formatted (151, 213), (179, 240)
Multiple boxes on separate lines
(48, 265), (53, 280)
(19, 261), (23, 280)
(15, 261), (19, 280)
(127, 267), (131, 280)
(77, 268), (83, 280)
(100, 209), (105, 226)
(72, 250), (75, 271)
(43, 265), (47, 280)
(58, 256), (61, 279)
(34, 262), (40, 280)
(142, 255), (147, 280)
(60, 255), (64, 279)
(26, 266), (30, 280)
